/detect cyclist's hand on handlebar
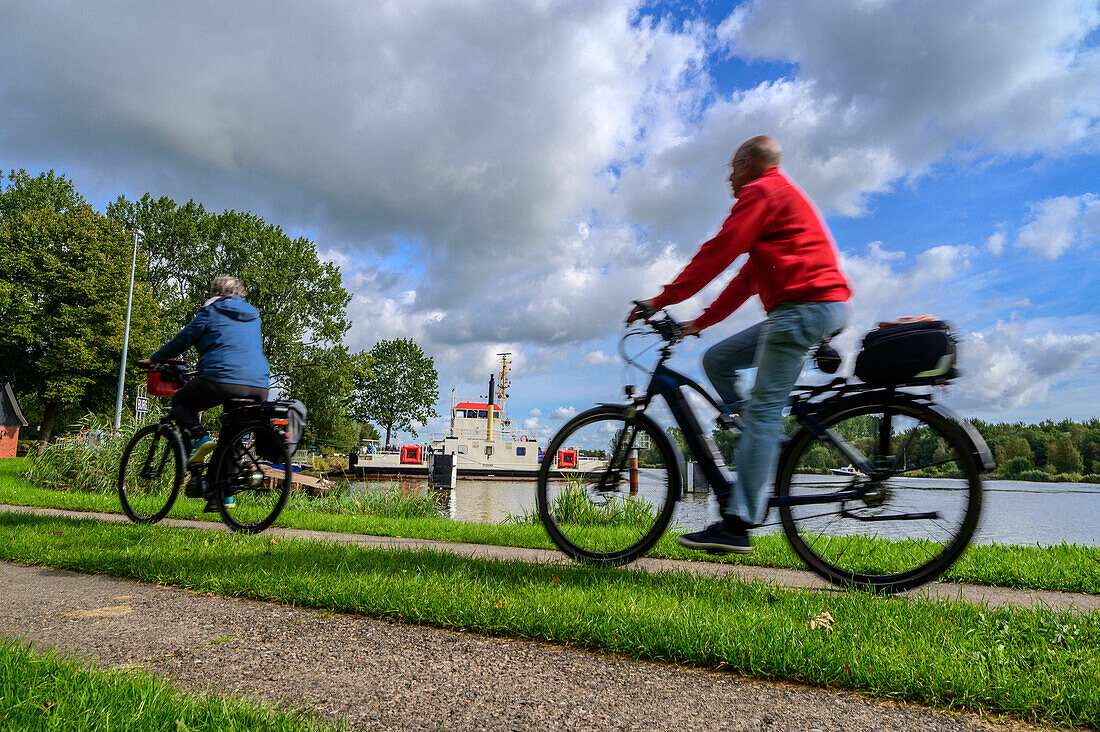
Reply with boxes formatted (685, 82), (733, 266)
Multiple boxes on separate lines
(626, 299), (657, 325)
(137, 358), (156, 370)
(676, 320), (701, 342)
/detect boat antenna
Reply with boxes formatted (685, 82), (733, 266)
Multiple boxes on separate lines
(497, 352), (511, 419)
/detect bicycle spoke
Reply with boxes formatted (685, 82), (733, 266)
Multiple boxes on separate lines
(537, 408), (678, 565)
(778, 397), (982, 592)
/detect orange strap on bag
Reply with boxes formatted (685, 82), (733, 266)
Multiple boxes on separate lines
(877, 315), (937, 329)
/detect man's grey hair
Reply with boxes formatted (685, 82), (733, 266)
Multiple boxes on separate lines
(210, 275), (247, 298)
(736, 135), (782, 167)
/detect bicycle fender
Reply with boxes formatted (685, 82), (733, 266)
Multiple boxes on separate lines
(925, 402), (996, 472)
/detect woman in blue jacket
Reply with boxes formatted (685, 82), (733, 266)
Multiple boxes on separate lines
(141, 276), (270, 479)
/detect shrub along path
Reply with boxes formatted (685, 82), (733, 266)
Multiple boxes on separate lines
(2, 503), (1098, 613)
(0, 561), (1045, 732)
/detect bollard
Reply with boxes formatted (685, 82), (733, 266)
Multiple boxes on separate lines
(429, 452), (457, 488)
(629, 448), (639, 495)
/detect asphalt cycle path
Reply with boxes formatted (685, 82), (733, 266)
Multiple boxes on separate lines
(1, 561), (1046, 732)
(3, 503), (1099, 613)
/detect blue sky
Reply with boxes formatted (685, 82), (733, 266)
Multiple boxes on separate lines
(2, 0), (1099, 444)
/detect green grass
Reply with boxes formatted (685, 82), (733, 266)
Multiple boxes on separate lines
(0, 512), (1096, 728)
(3, 457), (1099, 594)
(0, 635), (340, 731)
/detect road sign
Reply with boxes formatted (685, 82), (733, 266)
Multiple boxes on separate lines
(135, 385), (150, 419)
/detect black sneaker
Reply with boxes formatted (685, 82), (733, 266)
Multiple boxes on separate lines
(677, 520), (752, 554)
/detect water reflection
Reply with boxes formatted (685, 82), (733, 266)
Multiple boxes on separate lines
(348, 476), (1100, 547)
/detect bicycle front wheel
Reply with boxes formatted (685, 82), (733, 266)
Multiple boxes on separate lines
(536, 406), (680, 565)
(211, 423), (291, 533)
(118, 424), (184, 523)
(776, 394), (983, 592)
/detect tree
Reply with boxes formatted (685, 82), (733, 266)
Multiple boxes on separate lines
(1046, 434), (1084, 475)
(0, 172), (159, 444)
(353, 338), (439, 446)
(282, 345), (371, 447)
(106, 196), (351, 388)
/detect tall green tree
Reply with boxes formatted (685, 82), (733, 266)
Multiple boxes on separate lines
(1046, 434), (1084, 474)
(0, 172), (158, 444)
(282, 345), (371, 447)
(107, 196), (351, 388)
(353, 338), (439, 446)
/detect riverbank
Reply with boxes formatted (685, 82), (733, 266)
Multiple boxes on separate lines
(0, 513), (1096, 727)
(3, 459), (1098, 594)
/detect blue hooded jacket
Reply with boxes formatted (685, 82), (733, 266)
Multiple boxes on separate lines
(151, 296), (270, 388)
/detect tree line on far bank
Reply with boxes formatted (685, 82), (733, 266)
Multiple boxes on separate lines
(0, 169), (437, 448)
(654, 417), (1100, 483)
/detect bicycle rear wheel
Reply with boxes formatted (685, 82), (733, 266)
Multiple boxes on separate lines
(536, 406), (680, 565)
(211, 423), (291, 533)
(118, 424), (184, 523)
(776, 394), (982, 592)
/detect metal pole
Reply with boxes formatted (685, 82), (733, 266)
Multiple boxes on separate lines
(113, 228), (141, 430)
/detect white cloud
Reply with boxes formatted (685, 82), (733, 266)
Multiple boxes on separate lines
(579, 350), (619, 368)
(952, 322), (1100, 411)
(986, 231), (1006, 256)
(1015, 194), (1100, 259)
(3, 0), (1099, 428)
(550, 406), (577, 420)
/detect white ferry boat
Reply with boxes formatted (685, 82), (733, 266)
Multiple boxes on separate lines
(346, 355), (601, 479)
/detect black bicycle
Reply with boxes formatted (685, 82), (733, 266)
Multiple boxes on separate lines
(536, 309), (994, 592)
(117, 361), (294, 533)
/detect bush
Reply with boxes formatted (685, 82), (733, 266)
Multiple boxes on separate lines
(20, 411), (159, 493)
(1015, 469), (1052, 483)
(1002, 456), (1033, 477)
(1082, 474), (1100, 484)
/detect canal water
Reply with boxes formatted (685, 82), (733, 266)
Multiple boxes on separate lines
(349, 475), (1100, 547)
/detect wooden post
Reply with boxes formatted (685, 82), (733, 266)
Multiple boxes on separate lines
(629, 448), (639, 495)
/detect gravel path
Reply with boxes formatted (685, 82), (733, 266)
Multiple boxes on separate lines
(3, 503), (1099, 613)
(2, 562), (1042, 732)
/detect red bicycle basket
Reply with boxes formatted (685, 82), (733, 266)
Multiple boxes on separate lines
(146, 360), (187, 396)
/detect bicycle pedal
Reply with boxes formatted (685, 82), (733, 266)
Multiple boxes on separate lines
(716, 413), (738, 430)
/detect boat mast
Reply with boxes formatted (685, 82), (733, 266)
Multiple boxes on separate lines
(496, 352), (511, 422)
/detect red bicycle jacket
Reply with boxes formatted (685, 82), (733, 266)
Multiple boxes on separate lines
(649, 167), (851, 330)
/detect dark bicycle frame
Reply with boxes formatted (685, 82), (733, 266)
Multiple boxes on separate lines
(614, 334), (993, 518)
(140, 366), (263, 491)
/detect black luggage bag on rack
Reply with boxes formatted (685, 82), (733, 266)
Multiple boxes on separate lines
(854, 318), (958, 386)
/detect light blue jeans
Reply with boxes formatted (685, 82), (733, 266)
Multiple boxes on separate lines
(702, 300), (848, 525)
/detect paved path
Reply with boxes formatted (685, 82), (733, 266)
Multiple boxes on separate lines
(3, 503), (1099, 612)
(2, 562), (1042, 731)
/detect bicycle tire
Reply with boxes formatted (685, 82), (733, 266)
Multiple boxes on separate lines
(211, 422), (291, 533)
(536, 405), (680, 565)
(775, 393), (983, 592)
(117, 424), (184, 524)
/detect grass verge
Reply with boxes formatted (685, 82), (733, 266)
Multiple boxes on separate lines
(3, 458), (1099, 594)
(0, 635), (339, 731)
(0, 512), (1097, 727)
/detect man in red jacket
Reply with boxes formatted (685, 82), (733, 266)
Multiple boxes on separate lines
(627, 135), (850, 553)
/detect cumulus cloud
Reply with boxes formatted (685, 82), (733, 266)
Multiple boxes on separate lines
(550, 406), (577, 420)
(3, 0), (1099, 429)
(953, 322), (1100, 411)
(579, 350), (619, 368)
(1015, 194), (1100, 259)
(628, 0), (1100, 221)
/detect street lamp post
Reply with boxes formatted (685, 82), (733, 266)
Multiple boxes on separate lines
(113, 228), (142, 430)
